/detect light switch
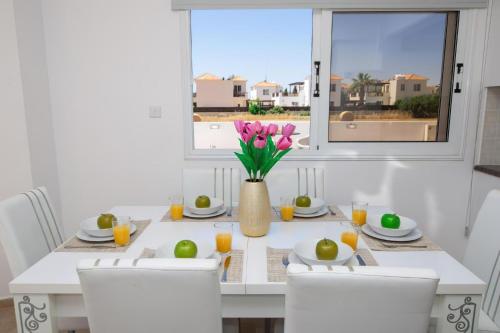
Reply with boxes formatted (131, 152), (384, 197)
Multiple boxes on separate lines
(149, 106), (162, 118)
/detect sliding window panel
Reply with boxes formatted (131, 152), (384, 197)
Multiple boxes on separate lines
(190, 9), (314, 151)
(326, 11), (458, 143)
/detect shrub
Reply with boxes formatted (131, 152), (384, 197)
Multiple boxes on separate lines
(395, 94), (440, 118)
(248, 101), (266, 115)
(269, 105), (285, 114)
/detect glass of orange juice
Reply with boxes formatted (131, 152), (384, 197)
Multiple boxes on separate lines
(341, 230), (358, 251)
(113, 216), (131, 247)
(169, 195), (184, 221)
(214, 222), (233, 253)
(352, 201), (368, 227)
(280, 196), (295, 221)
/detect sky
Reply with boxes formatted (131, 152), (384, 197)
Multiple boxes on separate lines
(191, 10), (447, 89)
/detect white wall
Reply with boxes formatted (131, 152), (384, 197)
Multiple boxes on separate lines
(0, 0), (34, 298)
(40, 0), (485, 261)
(43, 0), (185, 236)
(13, 0), (61, 212)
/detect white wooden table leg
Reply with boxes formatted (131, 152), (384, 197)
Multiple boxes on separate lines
(436, 294), (481, 333)
(13, 294), (57, 333)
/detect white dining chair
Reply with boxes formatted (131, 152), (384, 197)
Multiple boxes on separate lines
(463, 190), (500, 332)
(265, 167), (324, 205)
(0, 187), (63, 277)
(0, 187), (87, 332)
(77, 258), (222, 333)
(285, 265), (438, 333)
(183, 168), (241, 208)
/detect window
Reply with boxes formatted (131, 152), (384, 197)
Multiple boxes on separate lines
(190, 9), (312, 150)
(328, 12), (458, 142)
(184, 8), (479, 159)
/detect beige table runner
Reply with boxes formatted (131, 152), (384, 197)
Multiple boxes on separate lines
(266, 247), (378, 283)
(55, 220), (151, 253)
(139, 248), (244, 283)
(161, 204), (347, 223)
(361, 234), (441, 251)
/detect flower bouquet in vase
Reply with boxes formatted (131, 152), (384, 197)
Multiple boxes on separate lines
(234, 120), (295, 236)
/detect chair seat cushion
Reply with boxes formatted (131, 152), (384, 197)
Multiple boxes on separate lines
(479, 310), (500, 333)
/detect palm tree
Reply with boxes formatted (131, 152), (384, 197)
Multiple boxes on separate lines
(350, 73), (375, 105)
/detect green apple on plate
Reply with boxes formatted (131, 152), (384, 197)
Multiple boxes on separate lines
(97, 213), (116, 229)
(174, 240), (198, 258)
(381, 213), (401, 229)
(296, 195), (311, 208)
(195, 195), (211, 208)
(315, 238), (338, 260)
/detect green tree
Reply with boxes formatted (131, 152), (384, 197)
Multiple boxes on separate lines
(395, 94), (440, 118)
(248, 101), (266, 115)
(350, 73), (375, 105)
(269, 105), (284, 114)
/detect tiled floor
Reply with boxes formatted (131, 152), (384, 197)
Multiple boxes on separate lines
(0, 299), (16, 333)
(0, 299), (279, 333)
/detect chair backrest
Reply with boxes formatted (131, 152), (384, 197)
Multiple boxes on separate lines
(77, 258), (222, 333)
(0, 187), (63, 277)
(265, 167), (324, 205)
(464, 189), (500, 326)
(285, 265), (438, 333)
(183, 168), (241, 207)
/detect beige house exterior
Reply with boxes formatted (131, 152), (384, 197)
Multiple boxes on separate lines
(194, 73), (247, 107)
(388, 74), (433, 105)
(329, 74), (343, 107)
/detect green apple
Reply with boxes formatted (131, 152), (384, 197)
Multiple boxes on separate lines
(97, 214), (116, 229)
(296, 195), (311, 208)
(195, 195), (211, 208)
(315, 238), (338, 260)
(174, 240), (198, 258)
(381, 213), (401, 229)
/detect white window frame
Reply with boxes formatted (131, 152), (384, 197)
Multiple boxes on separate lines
(181, 8), (486, 161)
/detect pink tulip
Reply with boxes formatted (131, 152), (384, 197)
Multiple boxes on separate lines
(241, 131), (253, 143)
(276, 136), (292, 150)
(251, 121), (263, 134)
(267, 123), (278, 136)
(234, 120), (246, 134)
(282, 123), (296, 137)
(254, 135), (267, 149)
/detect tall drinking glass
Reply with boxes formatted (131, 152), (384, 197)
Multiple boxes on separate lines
(169, 195), (184, 221)
(352, 201), (368, 227)
(280, 196), (295, 222)
(113, 216), (131, 247)
(214, 222), (233, 253)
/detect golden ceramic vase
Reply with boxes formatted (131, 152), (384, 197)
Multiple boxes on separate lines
(238, 180), (272, 237)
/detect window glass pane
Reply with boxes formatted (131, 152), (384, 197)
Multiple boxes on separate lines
(191, 9), (313, 149)
(328, 12), (457, 142)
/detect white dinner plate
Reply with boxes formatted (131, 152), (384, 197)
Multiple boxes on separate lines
(294, 197), (325, 215)
(155, 240), (219, 264)
(186, 197), (224, 215)
(183, 207), (227, 219)
(293, 238), (354, 266)
(361, 224), (423, 242)
(293, 206), (329, 218)
(76, 223), (137, 242)
(288, 251), (361, 267)
(367, 214), (417, 237)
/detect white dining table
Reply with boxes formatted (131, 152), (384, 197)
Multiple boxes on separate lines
(9, 205), (485, 333)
